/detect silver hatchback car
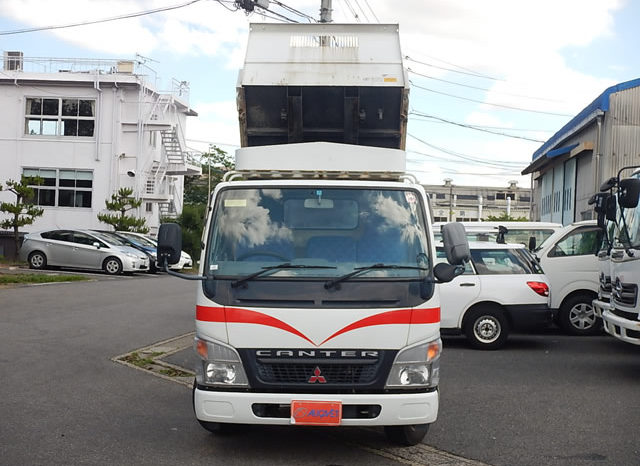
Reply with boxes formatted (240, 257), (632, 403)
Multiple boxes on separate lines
(20, 229), (149, 274)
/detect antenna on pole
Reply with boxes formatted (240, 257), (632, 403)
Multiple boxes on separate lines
(320, 0), (332, 22)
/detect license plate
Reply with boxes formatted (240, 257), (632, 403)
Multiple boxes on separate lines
(290, 400), (342, 426)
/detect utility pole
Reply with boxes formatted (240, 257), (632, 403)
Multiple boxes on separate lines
(320, 0), (332, 22)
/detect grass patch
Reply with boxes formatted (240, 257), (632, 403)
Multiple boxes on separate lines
(120, 351), (165, 370)
(0, 273), (89, 285)
(159, 367), (193, 377)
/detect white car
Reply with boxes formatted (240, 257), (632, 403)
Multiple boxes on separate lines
(533, 221), (602, 335)
(437, 242), (551, 350)
(116, 231), (193, 270)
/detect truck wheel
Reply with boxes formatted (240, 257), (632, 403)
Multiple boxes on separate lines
(384, 424), (429, 446)
(558, 294), (600, 336)
(463, 306), (509, 350)
(103, 257), (123, 275)
(28, 251), (47, 270)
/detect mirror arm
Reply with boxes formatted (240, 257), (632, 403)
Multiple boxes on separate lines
(160, 259), (207, 281)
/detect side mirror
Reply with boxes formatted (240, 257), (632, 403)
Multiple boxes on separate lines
(528, 236), (536, 251)
(92, 242), (101, 249)
(618, 178), (640, 209)
(433, 262), (464, 283)
(157, 223), (182, 266)
(600, 177), (617, 192)
(441, 222), (471, 265)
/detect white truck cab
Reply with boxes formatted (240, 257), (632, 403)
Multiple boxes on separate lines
(599, 170), (640, 344)
(159, 145), (468, 445)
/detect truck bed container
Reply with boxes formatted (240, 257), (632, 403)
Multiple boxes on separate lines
(237, 23), (409, 149)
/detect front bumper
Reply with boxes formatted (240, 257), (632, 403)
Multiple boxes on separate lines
(592, 298), (611, 318)
(194, 387), (439, 426)
(602, 309), (640, 345)
(505, 304), (553, 330)
(122, 256), (149, 272)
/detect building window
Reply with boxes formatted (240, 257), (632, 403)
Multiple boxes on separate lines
(146, 202), (153, 213)
(433, 216), (447, 222)
(25, 98), (95, 137)
(23, 168), (93, 208)
(435, 193), (445, 199)
(520, 196), (531, 202)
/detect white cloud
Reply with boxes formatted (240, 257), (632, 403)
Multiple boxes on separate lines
(186, 99), (240, 154)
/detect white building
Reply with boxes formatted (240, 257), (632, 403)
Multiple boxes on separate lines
(0, 53), (200, 236)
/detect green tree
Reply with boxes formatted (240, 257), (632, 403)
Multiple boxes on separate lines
(175, 145), (233, 259)
(98, 187), (149, 233)
(485, 212), (529, 222)
(0, 176), (44, 255)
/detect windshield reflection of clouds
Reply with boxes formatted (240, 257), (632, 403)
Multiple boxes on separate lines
(370, 193), (422, 243)
(218, 190), (292, 247)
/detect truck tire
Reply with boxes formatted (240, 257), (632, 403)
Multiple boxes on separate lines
(384, 424), (429, 446)
(463, 306), (509, 350)
(558, 294), (600, 336)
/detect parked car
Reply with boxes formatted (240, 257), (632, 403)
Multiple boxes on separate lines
(20, 229), (149, 275)
(532, 220), (602, 335)
(93, 230), (159, 274)
(117, 231), (193, 270)
(434, 221), (562, 249)
(437, 241), (552, 350)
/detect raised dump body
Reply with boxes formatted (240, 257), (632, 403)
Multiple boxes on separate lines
(237, 23), (409, 149)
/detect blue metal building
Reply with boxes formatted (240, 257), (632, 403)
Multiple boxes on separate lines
(522, 78), (640, 224)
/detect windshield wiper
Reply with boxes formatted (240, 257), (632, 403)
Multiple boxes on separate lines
(324, 263), (428, 290)
(231, 263), (337, 288)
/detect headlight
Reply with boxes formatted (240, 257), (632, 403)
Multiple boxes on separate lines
(150, 253), (157, 261)
(194, 337), (249, 387)
(125, 252), (137, 258)
(385, 338), (441, 389)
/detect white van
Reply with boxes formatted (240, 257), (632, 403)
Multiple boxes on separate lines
(533, 221), (602, 335)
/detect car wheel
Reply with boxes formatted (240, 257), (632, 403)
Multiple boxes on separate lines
(463, 306), (509, 350)
(28, 251), (47, 270)
(558, 294), (600, 336)
(384, 424), (429, 446)
(103, 257), (123, 275)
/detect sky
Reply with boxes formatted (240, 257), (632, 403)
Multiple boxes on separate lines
(1, 0), (638, 189)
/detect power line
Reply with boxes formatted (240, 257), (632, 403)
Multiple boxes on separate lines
(0, 0), (204, 36)
(409, 110), (546, 143)
(271, 0), (316, 22)
(362, 0), (380, 22)
(408, 133), (529, 169)
(352, 0), (370, 22)
(408, 68), (565, 104)
(342, 0), (362, 22)
(409, 80), (573, 117)
(405, 55), (502, 81)
(410, 113), (553, 133)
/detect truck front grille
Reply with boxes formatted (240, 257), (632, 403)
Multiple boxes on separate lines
(613, 279), (638, 307)
(599, 273), (612, 294)
(257, 362), (378, 384)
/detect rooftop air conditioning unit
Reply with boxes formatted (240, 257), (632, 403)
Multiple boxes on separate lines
(116, 60), (134, 74)
(4, 51), (23, 71)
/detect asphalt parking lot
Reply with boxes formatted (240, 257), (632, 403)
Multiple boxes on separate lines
(2, 272), (640, 466)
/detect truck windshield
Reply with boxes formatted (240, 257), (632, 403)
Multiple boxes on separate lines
(621, 174), (640, 248)
(206, 187), (430, 280)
